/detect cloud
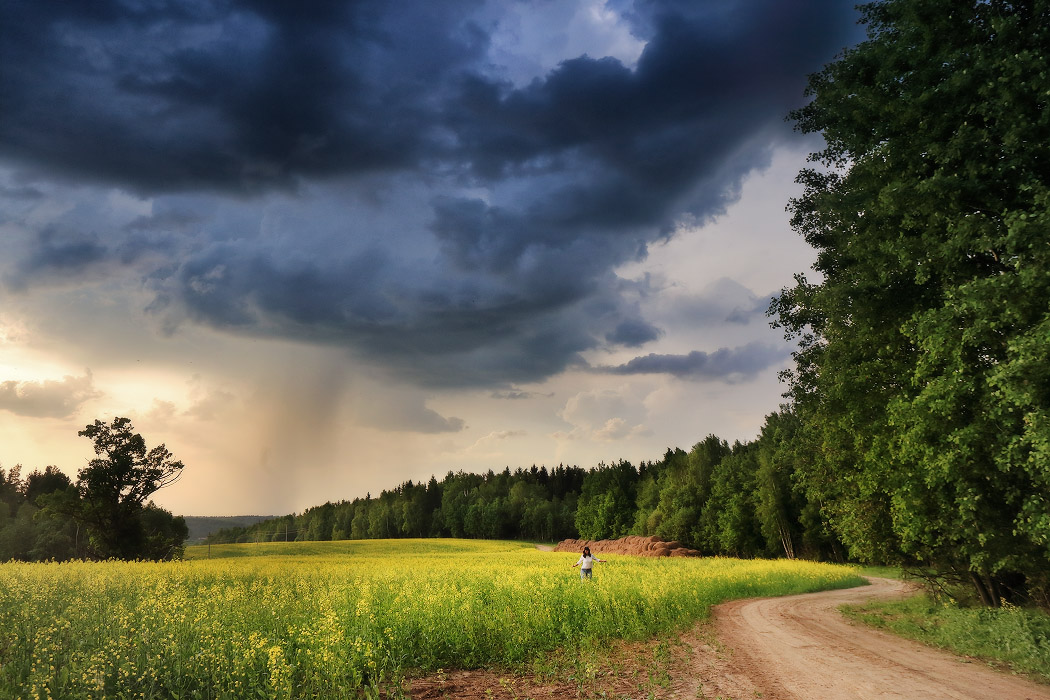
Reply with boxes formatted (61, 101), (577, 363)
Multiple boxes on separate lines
(0, 1), (862, 389)
(555, 385), (650, 442)
(145, 399), (178, 423)
(668, 277), (771, 327)
(0, 371), (102, 419)
(490, 389), (553, 400)
(184, 386), (239, 422)
(605, 318), (662, 347)
(353, 389), (467, 434)
(0, 1), (486, 193)
(593, 417), (649, 441)
(597, 341), (788, 382)
(467, 429), (526, 453)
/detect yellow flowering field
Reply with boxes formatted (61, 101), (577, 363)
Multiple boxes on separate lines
(0, 539), (863, 699)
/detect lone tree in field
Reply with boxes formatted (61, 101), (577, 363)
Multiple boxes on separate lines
(772, 0), (1050, 605)
(77, 417), (187, 560)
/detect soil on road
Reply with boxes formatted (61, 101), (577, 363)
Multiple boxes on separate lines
(677, 576), (1050, 700)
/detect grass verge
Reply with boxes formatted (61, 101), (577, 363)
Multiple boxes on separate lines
(843, 593), (1050, 684)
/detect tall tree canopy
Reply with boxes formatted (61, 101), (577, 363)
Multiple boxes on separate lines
(772, 0), (1050, 604)
(76, 417), (186, 559)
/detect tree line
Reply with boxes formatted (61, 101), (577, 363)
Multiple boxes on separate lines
(211, 464), (582, 545)
(0, 418), (188, 561)
(206, 408), (844, 562)
(769, 0), (1050, 607)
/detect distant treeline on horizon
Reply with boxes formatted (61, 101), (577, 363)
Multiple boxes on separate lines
(201, 408), (841, 561)
(183, 515), (277, 543)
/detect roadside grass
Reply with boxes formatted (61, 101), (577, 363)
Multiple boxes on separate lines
(848, 564), (906, 580)
(844, 590), (1050, 684)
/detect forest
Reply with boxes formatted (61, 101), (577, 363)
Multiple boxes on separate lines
(202, 410), (837, 562)
(0, 418), (188, 562)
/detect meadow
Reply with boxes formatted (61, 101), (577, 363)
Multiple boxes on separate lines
(0, 539), (864, 699)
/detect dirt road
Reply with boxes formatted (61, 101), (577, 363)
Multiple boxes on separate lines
(676, 577), (1050, 700)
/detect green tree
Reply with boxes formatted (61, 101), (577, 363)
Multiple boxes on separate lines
(305, 502), (336, 541)
(29, 468), (81, 560)
(368, 497), (397, 539)
(351, 500), (371, 539)
(0, 465), (22, 514)
(575, 461), (638, 539)
(332, 503), (353, 540)
(645, 436), (730, 550)
(751, 409), (844, 561)
(705, 443), (765, 557)
(441, 472), (482, 538)
(138, 503), (189, 560)
(0, 503), (36, 561)
(400, 482), (428, 538)
(753, 412), (800, 559)
(774, 0), (1050, 603)
(23, 466), (73, 506)
(632, 449), (686, 536)
(76, 417), (185, 560)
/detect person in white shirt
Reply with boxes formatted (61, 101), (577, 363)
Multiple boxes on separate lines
(571, 546), (605, 580)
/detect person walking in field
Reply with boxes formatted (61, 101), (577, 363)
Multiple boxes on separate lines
(572, 546), (605, 580)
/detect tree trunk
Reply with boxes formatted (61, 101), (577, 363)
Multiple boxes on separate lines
(970, 571), (1002, 607)
(988, 575), (1003, 608)
(777, 515), (795, 559)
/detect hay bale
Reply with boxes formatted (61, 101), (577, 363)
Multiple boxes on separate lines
(553, 535), (701, 558)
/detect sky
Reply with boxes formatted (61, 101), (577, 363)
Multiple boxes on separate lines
(0, 0), (864, 516)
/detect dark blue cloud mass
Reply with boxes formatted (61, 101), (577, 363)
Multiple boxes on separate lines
(0, 0), (862, 387)
(596, 342), (790, 381)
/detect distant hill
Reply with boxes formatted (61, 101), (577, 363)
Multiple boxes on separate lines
(182, 515), (278, 542)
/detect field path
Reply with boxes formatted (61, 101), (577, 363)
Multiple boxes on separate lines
(675, 576), (1050, 699)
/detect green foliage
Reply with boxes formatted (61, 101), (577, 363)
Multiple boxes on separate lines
(0, 419), (186, 562)
(208, 465), (585, 546)
(76, 417), (186, 560)
(575, 460), (638, 539)
(202, 411), (843, 564)
(138, 503), (189, 560)
(772, 0), (1050, 601)
(706, 444), (764, 557)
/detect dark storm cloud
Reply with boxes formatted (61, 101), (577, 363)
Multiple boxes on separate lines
(0, 0), (862, 387)
(4, 220), (178, 292)
(605, 318), (662, 347)
(358, 400), (467, 434)
(0, 0), (484, 192)
(440, 0), (861, 230)
(1, 0), (858, 192)
(144, 235), (599, 386)
(598, 342), (788, 381)
(0, 184), (43, 201)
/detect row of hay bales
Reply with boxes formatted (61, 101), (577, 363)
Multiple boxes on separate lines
(554, 535), (701, 558)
